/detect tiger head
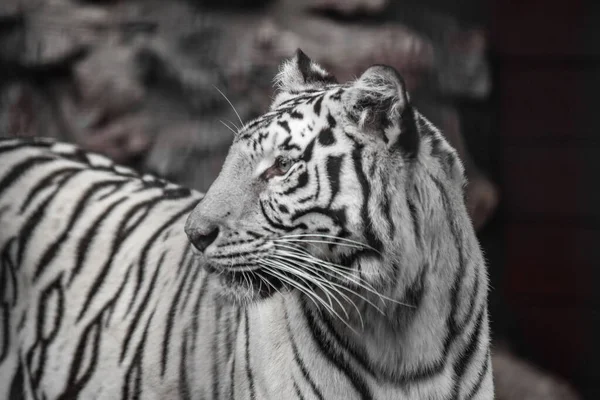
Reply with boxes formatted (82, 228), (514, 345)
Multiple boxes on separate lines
(185, 50), (465, 305)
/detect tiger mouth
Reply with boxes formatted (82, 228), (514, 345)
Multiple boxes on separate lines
(204, 263), (287, 298)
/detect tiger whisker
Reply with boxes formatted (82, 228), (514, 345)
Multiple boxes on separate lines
(213, 85), (244, 128)
(259, 260), (336, 314)
(273, 242), (371, 274)
(274, 244), (387, 300)
(256, 271), (285, 299)
(219, 119), (238, 135)
(280, 234), (381, 255)
(266, 255), (368, 327)
(273, 244), (415, 308)
(261, 257), (353, 322)
(267, 254), (368, 320)
(279, 233), (370, 248)
(259, 260), (360, 333)
(270, 251), (384, 317)
(223, 118), (240, 132)
(276, 238), (368, 252)
(270, 251), (378, 305)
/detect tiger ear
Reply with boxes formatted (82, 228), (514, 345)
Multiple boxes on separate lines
(343, 65), (420, 157)
(274, 49), (337, 93)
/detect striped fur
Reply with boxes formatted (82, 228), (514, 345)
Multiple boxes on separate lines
(0, 51), (493, 399)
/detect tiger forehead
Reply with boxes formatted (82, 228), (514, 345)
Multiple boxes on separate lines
(239, 88), (345, 136)
(237, 88), (345, 154)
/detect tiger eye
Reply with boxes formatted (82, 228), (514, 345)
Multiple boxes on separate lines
(277, 157), (291, 172)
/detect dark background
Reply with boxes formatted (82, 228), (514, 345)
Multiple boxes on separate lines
(492, 1), (599, 398)
(456, 0), (599, 397)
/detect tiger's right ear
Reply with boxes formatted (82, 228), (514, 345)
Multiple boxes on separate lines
(274, 49), (337, 93)
(343, 65), (420, 157)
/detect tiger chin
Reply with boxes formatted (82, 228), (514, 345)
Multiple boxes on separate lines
(0, 49), (493, 399)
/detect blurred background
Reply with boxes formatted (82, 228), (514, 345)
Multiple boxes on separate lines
(0, 0), (596, 398)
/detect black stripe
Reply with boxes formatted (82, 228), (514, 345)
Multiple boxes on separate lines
(190, 274), (210, 355)
(9, 361), (24, 400)
(33, 180), (122, 280)
(300, 138), (316, 163)
(400, 263), (428, 311)
(68, 195), (129, 285)
(259, 200), (307, 232)
(380, 177), (395, 238)
(211, 301), (224, 400)
(349, 140), (383, 252)
(19, 167), (80, 213)
(161, 250), (196, 377)
(278, 120), (291, 133)
(313, 96), (324, 115)
(281, 170), (309, 196)
(58, 317), (102, 399)
(180, 259), (203, 312)
(178, 330), (192, 400)
(460, 268), (481, 330)
(290, 206), (346, 232)
(325, 155), (343, 206)
(281, 136), (301, 151)
(330, 87), (344, 100)
(396, 103), (420, 158)
(326, 113), (337, 128)
(121, 310), (155, 400)
(60, 147), (90, 165)
(16, 170), (81, 266)
(101, 263), (135, 328)
(224, 307), (240, 362)
(122, 198), (173, 306)
(0, 306), (10, 364)
(26, 275), (65, 389)
(293, 380), (306, 400)
(284, 307), (325, 400)
(0, 155), (55, 197)
(229, 344), (237, 400)
(1, 237), (18, 308)
(210, 249), (264, 260)
(298, 165), (320, 204)
(451, 306), (486, 397)
(407, 198), (421, 248)
(21, 354), (38, 400)
(96, 184), (122, 201)
(120, 257), (162, 362)
(317, 127), (336, 146)
(465, 350), (491, 400)
(0, 139), (53, 156)
(301, 299), (373, 400)
(244, 311), (256, 400)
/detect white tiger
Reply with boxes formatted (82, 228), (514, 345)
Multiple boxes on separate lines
(0, 50), (493, 399)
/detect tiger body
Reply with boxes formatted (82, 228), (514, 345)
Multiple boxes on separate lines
(0, 51), (493, 399)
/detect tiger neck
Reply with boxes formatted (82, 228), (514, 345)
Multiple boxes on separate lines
(298, 219), (480, 383)
(295, 261), (446, 381)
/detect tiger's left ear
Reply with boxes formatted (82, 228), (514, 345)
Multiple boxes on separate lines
(274, 49), (338, 93)
(343, 65), (420, 157)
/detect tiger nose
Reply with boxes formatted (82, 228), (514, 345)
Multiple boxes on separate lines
(186, 224), (220, 253)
